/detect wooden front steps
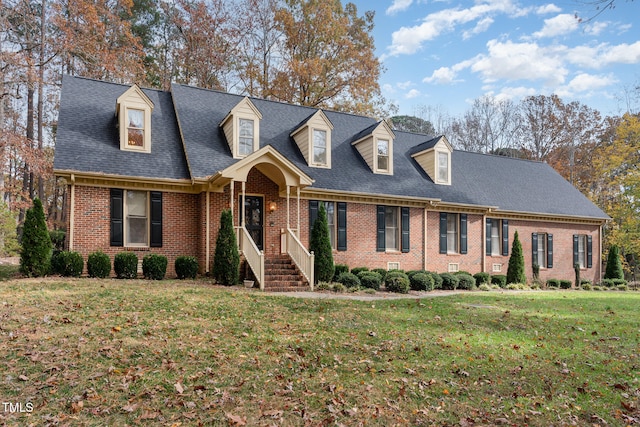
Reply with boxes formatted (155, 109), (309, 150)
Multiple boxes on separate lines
(263, 254), (310, 292)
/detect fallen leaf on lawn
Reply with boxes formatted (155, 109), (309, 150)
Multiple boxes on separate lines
(261, 409), (283, 418)
(18, 375), (28, 381)
(174, 382), (184, 394)
(226, 412), (247, 426)
(122, 403), (139, 413)
(70, 401), (83, 413)
(112, 326), (121, 332)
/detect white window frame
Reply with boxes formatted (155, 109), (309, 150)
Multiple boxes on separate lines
(125, 190), (149, 248)
(238, 118), (255, 157)
(377, 139), (390, 172)
(490, 219), (501, 256)
(312, 129), (328, 166)
(437, 151), (449, 183)
(578, 234), (587, 269)
(536, 233), (547, 269)
(385, 206), (400, 251)
(322, 201), (336, 249)
(447, 213), (459, 254)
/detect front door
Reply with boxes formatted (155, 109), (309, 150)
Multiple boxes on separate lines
(241, 195), (264, 250)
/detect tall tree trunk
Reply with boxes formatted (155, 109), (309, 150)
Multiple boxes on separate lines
(37, 0), (46, 201)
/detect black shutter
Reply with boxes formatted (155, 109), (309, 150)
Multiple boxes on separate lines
(573, 234), (579, 266)
(486, 218), (492, 255)
(532, 233), (538, 266)
(401, 207), (410, 253)
(150, 191), (163, 247)
(376, 206), (385, 252)
(110, 189), (123, 247)
(309, 200), (319, 236)
(460, 214), (467, 254)
(337, 202), (347, 251)
(439, 212), (447, 254)
(547, 234), (553, 268)
(502, 220), (509, 256)
(587, 235), (593, 268)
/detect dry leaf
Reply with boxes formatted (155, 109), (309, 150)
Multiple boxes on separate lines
(121, 403), (139, 413)
(174, 382), (184, 394)
(226, 412), (247, 426)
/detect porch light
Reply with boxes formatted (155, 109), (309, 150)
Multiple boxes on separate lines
(268, 201), (277, 212)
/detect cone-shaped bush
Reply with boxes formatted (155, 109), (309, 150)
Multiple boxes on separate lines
(604, 245), (624, 280)
(310, 203), (334, 283)
(213, 209), (240, 285)
(20, 198), (52, 277)
(506, 230), (526, 284)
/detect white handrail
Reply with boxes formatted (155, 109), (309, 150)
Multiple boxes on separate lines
(286, 228), (315, 290)
(239, 226), (264, 290)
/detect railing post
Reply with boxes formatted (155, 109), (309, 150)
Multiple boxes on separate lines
(259, 251), (265, 291)
(309, 251), (315, 291)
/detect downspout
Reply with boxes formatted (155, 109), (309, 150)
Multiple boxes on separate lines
(423, 206), (428, 270)
(206, 189), (210, 274)
(69, 174), (75, 251)
(481, 213), (486, 273)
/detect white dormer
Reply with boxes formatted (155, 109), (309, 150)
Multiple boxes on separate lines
(290, 110), (334, 168)
(411, 135), (453, 185)
(351, 121), (396, 175)
(220, 97), (262, 159)
(116, 85), (154, 153)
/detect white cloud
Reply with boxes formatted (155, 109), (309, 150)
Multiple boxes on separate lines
(566, 41), (640, 68)
(386, 0), (414, 15)
(463, 17), (494, 39)
(533, 14), (579, 38)
(423, 67), (459, 84)
(585, 21), (608, 36)
(405, 89), (421, 99)
(382, 83), (396, 94)
(599, 41), (640, 65)
(566, 73), (617, 92)
(385, 0), (521, 57)
(397, 80), (414, 90)
(535, 4), (562, 15)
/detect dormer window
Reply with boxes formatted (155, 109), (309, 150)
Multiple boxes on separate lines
(220, 97), (262, 159)
(291, 110), (333, 168)
(116, 85), (154, 153)
(377, 139), (389, 171)
(313, 129), (327, 165)
(437, 151), (449, 183)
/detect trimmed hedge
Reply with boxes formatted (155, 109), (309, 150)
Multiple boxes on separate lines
(333, 264), (349, 281)
(456, 273), (476, 290)
(429, 272), (443, 289)
(440, 272), (459, 290)
(114, 252), (138, 279)
(601, 278), (627, 288)
(51, 250), (84, 277)
(49, 229), (66, 251)
(143, 254), (167, 280)
(358, 271), (382, 290)
(410, 272), (434, 291)
(546, 279), (561, 288)
(385, 271), (410, 294)
(473, 272), (490, 285)
(350, 267), (369, 276)
(491, 274), (507, 288)
(87, 251), (111, 278)
(559, 279), (572, 289)
(175, 256), (198, 279)
(372, 268), (388, 281)
(336, 272), (361, 289)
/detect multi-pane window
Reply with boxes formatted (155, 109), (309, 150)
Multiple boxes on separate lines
(490, 219), (500, 256)
(536, 233), (547, 268)
(385, 206), (399, 250)
(127, 109), (145, 147)
(238, 118), (254, 156)
(323, 201), (336, 249)
(578, 235), (586, 268)
(437, 152), (449, 182)
(447, 213), (458, 254)
(377, 139), (389, 171)
(313, 130), (327, 165)
(126, 190), (148, 246)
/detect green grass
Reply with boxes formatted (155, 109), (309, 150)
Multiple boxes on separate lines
(1, 278), (639, 426)
(0, 264), (19, 281)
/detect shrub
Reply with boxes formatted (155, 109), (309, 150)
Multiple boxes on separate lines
(336, 272), (361, 289)
(213, 210), (240, 285)
(51, 250), (83, 277)
(530, 282), (541, 290)
(316, 282), (332, 291)
(406, 270), (422, 279)
(580, 279), (592, 286)
(358, 271), (382, 290)
(592, 286), (603, 291)
(350, 267), (369, 276)
(0, 202), (20, 256)
(20, 198), (52, 277)
(175, 256), (198, 279)
(507, 283), (528, 290)
(473, 272), (490, 286)
(430, 272), (443, 289)
(546, 279), (561, 287)
(114, 252), (138, 279)
(333, 264), (349, 281)
(478, 283), (491, 292)
(489, 274), (506, 288)
(372, 268), (388, 281)
(604, 245), (624, 280)
(456, 273), (476, 290)
(612, 278), (627, 286)
(332, 283), (346, 293)
(310, 203), (335, 283)
(143, 254), (167, 280)
(506, 230), (526, 285)
(440, 273), (459, 290)
(455, 270), (472, 277)
(363, 288), (376, 295)
(410, 272), (433, 291)
(385, 271), (410, 294)
(581, 283), (592, 291)
(87, 251), (111, 278)
(559, 280), (572, 289)
(49, 229), (66, 251)
(617, 284), (628, 291)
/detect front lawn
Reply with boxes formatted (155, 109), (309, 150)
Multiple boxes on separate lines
(1, 278), (638, 426)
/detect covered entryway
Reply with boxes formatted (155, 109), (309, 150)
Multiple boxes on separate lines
(207, 146), (315, 290)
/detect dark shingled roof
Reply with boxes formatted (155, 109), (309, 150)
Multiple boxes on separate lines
(54, 76), (608, 220)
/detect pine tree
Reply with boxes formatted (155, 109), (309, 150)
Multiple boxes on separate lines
(604, 245), (624, 279)
(213, 209), (240, 285)
(20, 198), (52, 277)
(309, 203), (334, 283)
(506, 230), (526, 284)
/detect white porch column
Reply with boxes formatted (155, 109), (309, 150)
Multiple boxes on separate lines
(230, 180), (235, 226)
(206, 191), (210, 273)
(69, 175), (75, 251)
(297, 186), (301, 238)
(241, 181), (246, 227)
(286, 185), (290, 230)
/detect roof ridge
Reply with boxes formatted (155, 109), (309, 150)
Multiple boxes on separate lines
(454, 149), (546, 165)
(64, 74), (167, 93)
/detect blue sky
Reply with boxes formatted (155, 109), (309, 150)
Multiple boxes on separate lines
(349, 0), (640, 118)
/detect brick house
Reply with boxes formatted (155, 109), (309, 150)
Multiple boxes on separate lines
(54, 76), (609, 290)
